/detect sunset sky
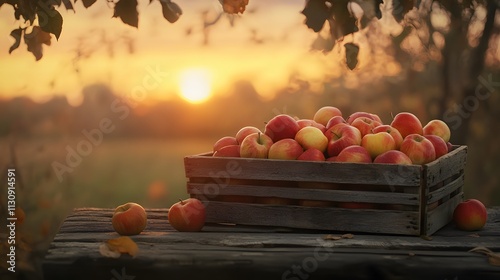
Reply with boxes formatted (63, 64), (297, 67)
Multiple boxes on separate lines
(0, 0), (343, 105)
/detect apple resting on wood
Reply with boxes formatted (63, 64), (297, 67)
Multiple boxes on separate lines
(168, 198), (206, 232)
(112, 202), (148, 235)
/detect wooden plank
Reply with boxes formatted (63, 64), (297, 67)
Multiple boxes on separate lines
(426, 174), (464, 204)
(187, 183), (420, 205)
(184, 155), (422, 186)
(201, 201), (420, 235)
(424, 192), (464, 236)
(425, 145), (467, 186)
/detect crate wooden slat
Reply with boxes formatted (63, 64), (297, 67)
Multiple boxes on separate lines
(184, 146), (467, 236)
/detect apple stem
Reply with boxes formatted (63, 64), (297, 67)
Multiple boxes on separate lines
(179, 198), (185, 205)
(257, 132), (262, 144)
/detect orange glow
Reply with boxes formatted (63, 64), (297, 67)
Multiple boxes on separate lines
(178, 68), (212, 103)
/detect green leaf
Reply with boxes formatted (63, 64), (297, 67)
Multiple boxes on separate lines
(8, 28), (23, 54)
(345, 42), (359, 70)
(82, 0), (97, 8)
(113, 0), (139, 28)
(301, 0), (330, 32)
(37, 8), (63, 40)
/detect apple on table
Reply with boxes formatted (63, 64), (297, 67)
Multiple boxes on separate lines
(168, 198), (206, 232)
(453, 199), (488, 231)
(112, 202), (148, 236)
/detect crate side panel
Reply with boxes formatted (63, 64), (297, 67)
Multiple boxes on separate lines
(203, 201), (420, 235)
(424, 192), (464, 236)
(427, 174), (464, 204)
(425, 146), (467, 187)
(187, 183), (420, 205)
(184, 156), (422, 186)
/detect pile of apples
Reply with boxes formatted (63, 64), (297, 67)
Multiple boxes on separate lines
(212, 106), (452, 165)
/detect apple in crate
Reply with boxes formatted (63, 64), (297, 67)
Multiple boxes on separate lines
(240, 132), (273, 158)
(361, 132), (396, 159)
(334, 145), (372, 163)
(372, 125), (403, 149)
(346, 112), (382, 124)
(374, 150), (412, 165)
(264, 114), (300, 142)
(297, 119), (326, 133)
(268, 139), (303, 160)
(424, 135), (448, 159)
(351, 117), (382, 137)
(326, 124), (362, 156)
(295, 126), (328, 152)
(400, 134), (436, 164)
(213, 145), (240, 157)
(235, 126), (261, 144)
(213, 136), (238, 153)
(453, 199), (488, 231)
(168, 198), (206, 232)
(313, 106), (342, 126)
(325, 116), (346, 130)
(390, 112), (423, 138)
(297, 148), (325, 161)
(112, 202), (148, 236)
(423, 119), (451, 142)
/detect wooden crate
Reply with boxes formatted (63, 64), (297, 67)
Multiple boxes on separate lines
(184, 146), (467, 236)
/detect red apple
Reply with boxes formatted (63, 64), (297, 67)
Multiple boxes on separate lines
(268, 139), (304, 160)
(240, 132), (273, 158)
(346, 112), (382, 124)
(295, 126), (329, 152)
(264, 114), (300, 142)
(213, 144), (240, 157)
(235, 126), (261, 144)
(361, 132), (396, 159)
(424, 135), (448, 159)
(297, 148), (326, 161)
(374, 150), (413, 165)
(400, 134), (436, 164)
(423, 119), (451, 143)
(453, 199), (488, 231)
(112, 202), (148, 236)
(372, 125), (403, 149)
(313, 106), (343, 126)
(213, 136), (238, 152)
(326, 124), (362, 157)
(334, 145), (372, 163)
(390, 112), (423, 138)
(351, 117), (382, 137)
(297, 119), (327, 133)
(325, 116), (347, 130)
(168, 198), (206, 232)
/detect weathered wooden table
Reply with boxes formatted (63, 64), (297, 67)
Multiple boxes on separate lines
(43, 207), (500, 280)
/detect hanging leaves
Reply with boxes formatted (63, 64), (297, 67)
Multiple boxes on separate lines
(301, 0), (330, 32)
(160, 0), (182, 23)
(24, 26), (52, 61)
(345, 42), (359, 70)
(220, 0), (250, 14)
(329, 1), (358, 42)
(81, 0), (97, 8)
(37, 8), (63, 40)
(8, 28), (24, 54)
(113, 0), (139, 28)
(392, 0), (416, 22)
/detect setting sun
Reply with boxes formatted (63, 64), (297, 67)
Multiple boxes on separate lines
(178, 68), (212, 104)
